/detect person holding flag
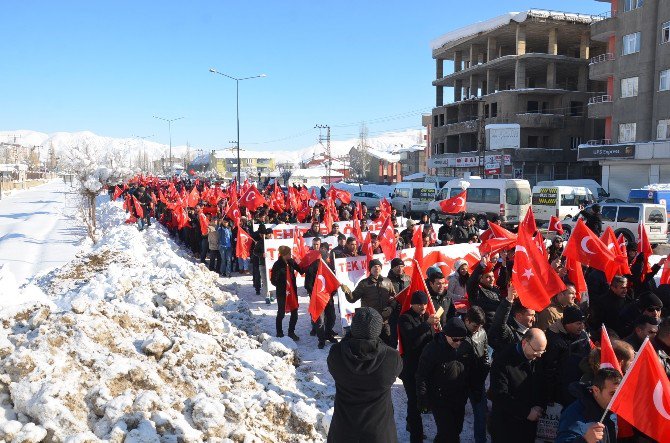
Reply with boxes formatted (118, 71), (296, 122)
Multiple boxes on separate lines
(270, 246), (305, 341)
(308, 256), (342, 349)
(466, 254), (506, 329)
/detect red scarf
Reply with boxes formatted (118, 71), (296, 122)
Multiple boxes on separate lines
(285, 264), (299, 313)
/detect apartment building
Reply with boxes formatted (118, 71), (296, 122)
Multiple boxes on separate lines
(580, 0), (670, 198)
(430, 10), (606, 185)
(209, 148), (276, 179)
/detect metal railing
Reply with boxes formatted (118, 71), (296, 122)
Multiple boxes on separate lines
(588, 95), (613, 105)
(590, 53), (615, 65)
(586, 139), (613, 146)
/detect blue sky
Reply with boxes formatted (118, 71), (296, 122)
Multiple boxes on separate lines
(0, 1), (605, 151)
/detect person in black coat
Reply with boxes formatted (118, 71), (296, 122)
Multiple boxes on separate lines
(466, 255), (505, 329)
(270, 245), (305, 341)
(589, 275), (633, 337)
(489, 328), (547, 443)
(578, 204), (603, 236)
(461, 306), (490, 443)
(416, 317), (473, 443)
(426, 271), (456, 328)
(556, 369), (621, 443)
(488, 292), (535, 354)
(387, 257), (410, 349)
(327, 307), (403, 443)
(398, 291), (440, 443)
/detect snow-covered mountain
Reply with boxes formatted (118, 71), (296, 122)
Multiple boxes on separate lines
(0, 128), (426, 167)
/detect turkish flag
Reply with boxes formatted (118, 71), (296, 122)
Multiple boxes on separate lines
(239, 185), (267, 212)
(308, 259), (341, 322)
(225, 199), (241, 222)
(352, 218), (363, 244)
(310, 188), (318, 201)
(292, 228), (307, 264)
(284, 265), (299, 313)
(439, 190), (467, 214)
(361, 232), (374, 274)
(512, 220), (566, 312)
(601, 227), (632, 275)
(112, 185), (123, 201)
(187, 187), (200, 208)
(599, 325), (622, 374)
(608, 339), (670, 443)
(412, 225), (424, 272)
(522, 207), (538, 237)
(379, 198), (392, 219)
(565, 258), (587, 301)
(534, 232), (548, 259)
(132, 196), (144, 219)
(242, 179), (250, 195)
(396, 259), (436, 354)
(660, 254), (670, 285)
(299, 186), (310, 202)
(327, 186), (351, 204)
(479, 223), (517, 255)
(549, 216), (564, 235)
(198, 212), (209, 236)
(236, 226), (254, 260)
(637, 224), (654, 280)
(422, 250), (451, 278)
(378, 217), (397, 262)
(563, 219), (618, 281)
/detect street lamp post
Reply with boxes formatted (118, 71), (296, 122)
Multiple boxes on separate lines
(209, 68), (266, 186)
(153, 116), (183, 175)
(132, 134), (153, 172)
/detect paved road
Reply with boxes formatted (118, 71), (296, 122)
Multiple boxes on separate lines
(0, 180), (84, 285)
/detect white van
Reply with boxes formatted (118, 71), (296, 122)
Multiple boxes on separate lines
(429, 178), (532, 229)
(536, 179), (609, 202)
(531, 185), (596, 223)
(391, 182), (438, 216)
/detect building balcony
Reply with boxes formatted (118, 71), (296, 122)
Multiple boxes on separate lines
(587, 95), (613, 119)
(589, 53), (615, 80)
(442, 119), (479, 135)
(590, 12), (617, 42)
(487, 113), (565, 129)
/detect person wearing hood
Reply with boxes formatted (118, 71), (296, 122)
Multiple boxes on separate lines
(416, 317), (472, 442)
(543, 305), (591, 407)
(447, 259), (469, 311)
(555, 368), (621, 443)
(398, 291), (440, 443)
(327, 307), (403, 443)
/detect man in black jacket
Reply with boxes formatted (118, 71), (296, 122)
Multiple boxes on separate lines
(578, 204), (603, 236)
(589, 275), (633, 337)
(623, 314), (659, 351)
(488, 291), (535, 354)
(416, 317), (472, 442)
(327, 307), (403, 443)
(460, 306), (490, 443)
(489, 328), (547, 443)
(453, 213), (478, 244)
(467, 255), (505, 329)
(426, 271), (456, 328)
(387, 258), (410, 293)
(398, 291), (439, 443)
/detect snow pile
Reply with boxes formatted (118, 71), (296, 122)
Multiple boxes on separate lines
(0, 201), (329, 441)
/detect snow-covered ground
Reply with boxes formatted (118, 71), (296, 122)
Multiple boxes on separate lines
(0, 180), (85, 286)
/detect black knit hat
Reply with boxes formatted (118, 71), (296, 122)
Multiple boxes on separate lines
(562, 305), (586, 325)
(411, 290), (429, 305)
(350, 307), (383, 340)
(639, 291), (663, 309)
(390, 258), (404, 268)
(444, 317), (468, 337)
(368, 259), (383, 270)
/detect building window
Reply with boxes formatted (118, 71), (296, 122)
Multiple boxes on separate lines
(661, 69), (670, 91)
(570, 136), (582, 150)
(528, 135), (539, 148)
(491, 103), (498, 117)
(622, 32), (641, 55)
(663, 21), (670, 44)
(433, 115), (439, 127)
(658, 119), (670, 140)
(621, 77), (639, 97)
(622, 0), (644, 12)
(570, 102), (584, 117)
(619, 123), (637, 142)
(527, 101), (539, 113)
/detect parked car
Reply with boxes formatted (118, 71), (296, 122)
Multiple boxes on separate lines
(560, 202), (668, 245)
(531, 185), (596, 223)
(428, 178), (531, 229)
(351, 191), (384, 210)
(391, 182), (439, 216)
(536, 179), (609, 202)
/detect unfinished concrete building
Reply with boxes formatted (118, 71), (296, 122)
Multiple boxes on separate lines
(429, 10), (606, 185)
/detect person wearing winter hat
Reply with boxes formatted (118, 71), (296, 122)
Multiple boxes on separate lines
(447, 259), (470, 311)
(342, 258), (398, 347)
(617, 290), (663, 338)
(400, 219), (416, 248)
(398, 291), (440, 443)
(327, 307), (403, 443)
(544, 305), (591, 406)
(416, 317), (471, 442)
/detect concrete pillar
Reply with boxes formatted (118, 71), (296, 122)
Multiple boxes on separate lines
(436, 58), (444, 79)
(515, 60), (526, 89)
(580, 32), (590, 59)
(516, 24), (526, 55)
(436, 58), (444, 106)
(470, 74), (479, 97)
(486, 69), (497, 94)
(651, 164), (660, 184)
(470, 44), (479, 67)
(454, 80), (463, 101)
(454, 51), (462, 72)
(546, 62), (557, 89)
(436, 86), (444, 107)
(548, 28), (558, 55)
(487, 37), (497, 62)
(578, 65), (588, 92)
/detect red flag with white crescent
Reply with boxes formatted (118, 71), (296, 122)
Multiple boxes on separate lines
(563, 218), (618, 281)
(239, 184), (267, 212)
(599, 325), (622, 374)
(285, 265), (299, 313)
(438, 190), (467, 214)
(308, 259), (340, 322)
(548, 216), (564, 235)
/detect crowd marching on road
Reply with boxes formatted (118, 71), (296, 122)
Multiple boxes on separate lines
(112, 176), (670, 443)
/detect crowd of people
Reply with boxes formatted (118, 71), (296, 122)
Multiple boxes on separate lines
(114, 177), (669, 443)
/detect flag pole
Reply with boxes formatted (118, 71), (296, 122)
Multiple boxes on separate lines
(598, 337), (650, 423)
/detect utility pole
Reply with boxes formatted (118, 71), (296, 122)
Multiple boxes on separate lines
(133, 134), (153, 172)
(315, 124), (331, 185)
